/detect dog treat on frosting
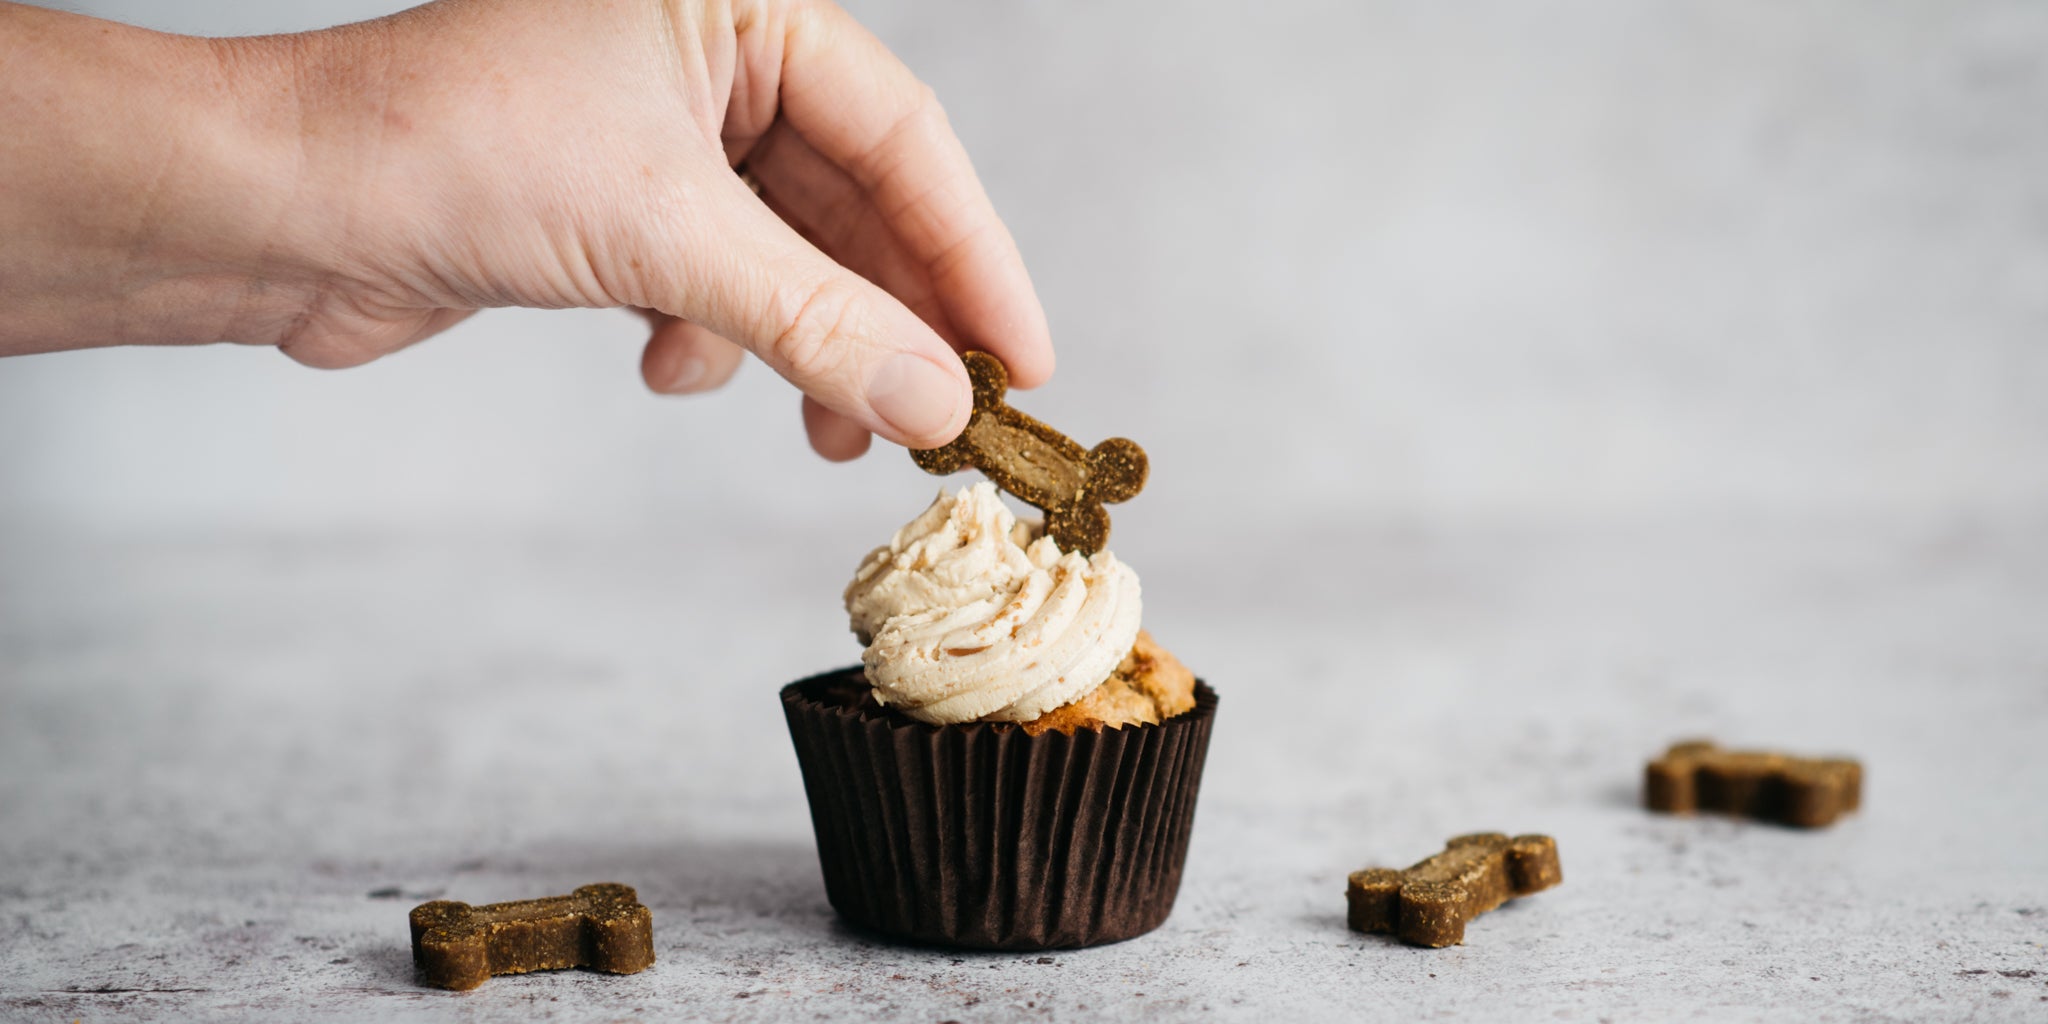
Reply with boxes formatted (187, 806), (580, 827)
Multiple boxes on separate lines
(1346, 833), (1562, 948)
(911, 351), (1147, 555)
(408, 883), (654, 991)
(1644, 740), (1862, 828)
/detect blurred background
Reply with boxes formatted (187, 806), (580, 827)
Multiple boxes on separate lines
(3, 0), (2043, 543)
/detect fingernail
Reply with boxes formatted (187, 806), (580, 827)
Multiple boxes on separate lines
(668, 356), (708, 393)
(866, 353), (966, 446)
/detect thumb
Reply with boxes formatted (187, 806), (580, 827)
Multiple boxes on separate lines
(649, 173), (971, 450)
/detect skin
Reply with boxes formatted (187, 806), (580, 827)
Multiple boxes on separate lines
(0, 0), (1054, 459)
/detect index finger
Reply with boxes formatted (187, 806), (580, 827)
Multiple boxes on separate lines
(763, 0), (1054, 389)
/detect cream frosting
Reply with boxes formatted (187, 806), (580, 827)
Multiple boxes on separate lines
(843, 482), (1143, 725)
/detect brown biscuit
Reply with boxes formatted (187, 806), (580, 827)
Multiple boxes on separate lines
(1645, 740), (1862, 828)
(911, 351), (1147, 555)
(1021, 630), (1198, 736)
(409, 883), (654, 991)
(1346, 833), (1563, 948)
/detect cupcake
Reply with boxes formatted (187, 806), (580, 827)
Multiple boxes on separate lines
(780, 482), (1216, 949)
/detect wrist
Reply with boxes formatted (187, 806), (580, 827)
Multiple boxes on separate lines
(0, 6), (344, 355)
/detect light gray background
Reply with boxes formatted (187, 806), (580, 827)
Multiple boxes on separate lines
(3, 1), (2045, 1021)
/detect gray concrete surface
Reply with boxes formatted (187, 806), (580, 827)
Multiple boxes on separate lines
(5, 0), (2048, 1020)
(3, 515), (2046, 1021)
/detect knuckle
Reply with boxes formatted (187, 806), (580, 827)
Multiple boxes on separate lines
(764, 278), (866, 382)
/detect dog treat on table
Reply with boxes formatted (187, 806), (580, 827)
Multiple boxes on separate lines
(910, 350), (1147, 555)
(1644, 740), (1862, 828)
(1346, 833), (1563, 948)
(408, 883), (654, 991)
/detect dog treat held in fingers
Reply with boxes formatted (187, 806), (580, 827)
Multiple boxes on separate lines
(911, 351), (1147, 555)
(1347, 833), (1563, 948)
(409, 883), (654, 991)
(1645, 740), (1863, 828)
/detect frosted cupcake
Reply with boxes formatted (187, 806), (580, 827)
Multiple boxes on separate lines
(780, 483), (1216, 949)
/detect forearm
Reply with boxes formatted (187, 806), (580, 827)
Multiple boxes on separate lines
(0, 0), (1030, 454)
(0, 3), (340, 356)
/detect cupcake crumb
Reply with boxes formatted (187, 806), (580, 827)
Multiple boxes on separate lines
(1020, 631), (1197, 736)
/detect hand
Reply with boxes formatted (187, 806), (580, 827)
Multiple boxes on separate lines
(0, 0), (1053, 459)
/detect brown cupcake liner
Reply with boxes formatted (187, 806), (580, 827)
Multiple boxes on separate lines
(780, 667), (1218, 950)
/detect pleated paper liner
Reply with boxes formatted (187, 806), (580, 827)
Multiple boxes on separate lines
(780, 667), (1218, 950)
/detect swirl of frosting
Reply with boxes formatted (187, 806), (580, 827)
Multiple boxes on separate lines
(843, 482), (1143, 725)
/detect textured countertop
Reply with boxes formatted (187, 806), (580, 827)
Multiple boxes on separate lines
(4, 516), (2044, 1022)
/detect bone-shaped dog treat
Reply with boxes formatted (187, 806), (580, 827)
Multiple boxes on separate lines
(911, 351), (1147, 555)
(1346, 833), (1562, 948)
(408, 883), (654, 991)
(1645, 740), (1862, 828)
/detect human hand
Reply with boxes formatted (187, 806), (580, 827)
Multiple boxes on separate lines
(0, 0), (1053, 459)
